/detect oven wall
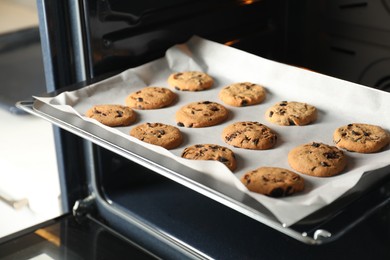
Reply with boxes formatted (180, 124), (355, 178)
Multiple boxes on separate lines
(82, 0), (289, 77)
(287, 0), (390, 91)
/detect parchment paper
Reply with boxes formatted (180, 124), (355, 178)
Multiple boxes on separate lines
(35, 36), (390, 226)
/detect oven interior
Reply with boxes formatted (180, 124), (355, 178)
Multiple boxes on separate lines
(31, 0), (390, 258)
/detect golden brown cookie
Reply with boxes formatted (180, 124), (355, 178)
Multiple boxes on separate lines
(85, 104), (136, 127)
(125, 86), (176, 109)
(288, 142), (347, 177)
(333, 123), (390, 153)
(265, 101), (317, 126)
(181, 144), (237, 172)
(175, 101), (228, 128)
(130, 123), (183, 149)
(222, 121), (277, 150)
(168, 71), (213, 91)
(218, 82), (266, 107)
(241, 167), (305, 197)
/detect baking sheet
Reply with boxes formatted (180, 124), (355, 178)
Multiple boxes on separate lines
(35, 36), (390, 226)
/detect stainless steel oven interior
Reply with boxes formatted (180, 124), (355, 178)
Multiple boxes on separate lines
(10, 0), (390, 259)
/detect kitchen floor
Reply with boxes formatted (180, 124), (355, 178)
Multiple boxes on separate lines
(0, 0), (62, 238)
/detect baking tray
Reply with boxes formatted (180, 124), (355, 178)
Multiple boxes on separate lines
(17, 37), (390, 244)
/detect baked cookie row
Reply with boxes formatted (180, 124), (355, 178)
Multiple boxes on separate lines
(84, 70), (389, 199)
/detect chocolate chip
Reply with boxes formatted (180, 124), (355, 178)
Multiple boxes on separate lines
(173, 73), (182, 79)
(218, 157), (229, 163)
(243, 174), (251, 184)
(177, 122), (184, 127)
(241, 100), (248, 106)
(269, 111), (274, 117)
(137, 97), (143, 102)
(209, 106), (220, 111)
(320, 161), (330, 167)
(352, 130), (360, 135)
(270, 188), (284, 197)
(324, 152), (339, 159)
(115, 111), (123, 117)
(311, 142), (320, 147)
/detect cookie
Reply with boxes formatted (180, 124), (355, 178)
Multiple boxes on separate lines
(265, 101), (317, 126)
(288, 142), (347, 177)
(333, 123), (390, 153)
(85, 104), (136, 127)
(181, 144), (237, 172)
(219, 82), (266, 107)
(125, 86), (176, 109)
(222, 121), (277, 150)
(176, 101), (228, 128)
(130, 123), (183, 149)
(168, 71), (213, 91)
(241, 167), (305, 197)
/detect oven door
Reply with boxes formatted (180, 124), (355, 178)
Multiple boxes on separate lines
(0, 214), (159, 259)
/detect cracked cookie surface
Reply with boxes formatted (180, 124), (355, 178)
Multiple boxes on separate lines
(241, 167), (305, 197)
(126, 86), (176, 109)
(168, 71), (213, 91)
(181, 144), (237, 171)
(219, 82), (266, 107)
(85, 104), (136, 126)
(333, 123), (390, 153)
(222, 121), (277, 150)
(288, 142), (347, 177)
(265, 101), (317, 126)
(175, 101), (228, 128)
(130, 122), (183, 149)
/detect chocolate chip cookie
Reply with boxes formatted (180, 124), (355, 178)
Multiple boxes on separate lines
(265, 101), (317, 126)
(222, 121), (277, 150)
(168, 71), (214, 91)
(85, 104), (136, 127)
(288, 142), (347, 177)
(130, 123), (183, 149)
(333, 123), (390, 153)
(125, 86), (176, 109)
(175, 101), (229, 128)
(240, 167), (305, 197)
(219, 82), (266, 107)
(181, 144), (237, 171)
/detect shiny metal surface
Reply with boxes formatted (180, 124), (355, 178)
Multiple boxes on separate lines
(0, 215), (158, 259)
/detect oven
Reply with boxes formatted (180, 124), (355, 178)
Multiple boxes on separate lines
(1, 0), (390, 259)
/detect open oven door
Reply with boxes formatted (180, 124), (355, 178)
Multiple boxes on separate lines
(0, 214), (159, 260)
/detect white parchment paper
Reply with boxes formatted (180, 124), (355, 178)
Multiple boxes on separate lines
(36, 36), (390, 226)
